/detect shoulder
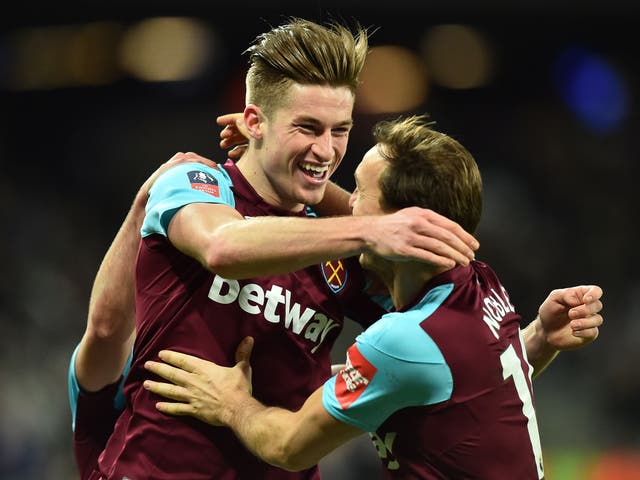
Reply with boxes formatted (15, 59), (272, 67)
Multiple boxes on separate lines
(151, 162), (232, 192)
(360, 283), (454, 364)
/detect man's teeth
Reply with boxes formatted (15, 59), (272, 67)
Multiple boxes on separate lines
(300, 162), (329, 174)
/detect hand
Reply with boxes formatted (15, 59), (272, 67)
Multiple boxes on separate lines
(217, 113), (248, 159)
(367, 207), (479, 267)
(143, 336), (254, 426)
(136, 151), (219, 206)
(537, 285), (603, 350)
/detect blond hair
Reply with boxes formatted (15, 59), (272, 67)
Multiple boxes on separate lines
(244, 17), (369, 117)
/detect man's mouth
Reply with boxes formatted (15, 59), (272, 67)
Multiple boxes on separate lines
(299, 161), (330, 181)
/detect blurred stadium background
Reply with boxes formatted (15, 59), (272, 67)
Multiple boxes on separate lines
(2, 1), (639, 478)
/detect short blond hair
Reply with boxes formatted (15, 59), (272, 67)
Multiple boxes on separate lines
(244, 17), (369, 117)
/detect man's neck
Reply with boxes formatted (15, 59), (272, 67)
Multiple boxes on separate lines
(236, 153), (305, 212)
(388, 262), (452, 311)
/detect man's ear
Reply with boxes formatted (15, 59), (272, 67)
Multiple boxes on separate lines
(243, 105), (264, 139)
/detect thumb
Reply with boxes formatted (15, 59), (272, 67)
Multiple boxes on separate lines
(235, 336), (254, 364)
(235, 336), (254, 391)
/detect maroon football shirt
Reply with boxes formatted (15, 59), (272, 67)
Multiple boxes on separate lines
(324, 263), (544, 479)
(95, 160), (384, 479)
(73, 381), (123, 480)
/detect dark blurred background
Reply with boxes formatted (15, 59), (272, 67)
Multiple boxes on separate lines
(1, 1), (639, 479)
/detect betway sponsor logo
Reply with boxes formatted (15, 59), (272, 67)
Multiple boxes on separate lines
(208, 275), (340, 353)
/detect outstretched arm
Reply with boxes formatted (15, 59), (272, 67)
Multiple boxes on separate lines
(143, 339), (362, 471)
(213, 113), (479, 270)
(522, 285), (603, 377)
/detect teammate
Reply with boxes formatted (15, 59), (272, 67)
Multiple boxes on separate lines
(143, 115), (603, 479)
(91, 18), (479, 480)
(67, 154), (219, 479)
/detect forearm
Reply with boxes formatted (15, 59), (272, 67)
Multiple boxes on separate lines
(224, 389), (355, 471)
(172, 205), (369, 279)
(522, 316), (559, 378)
(225, 398), (312, 471)
(172, 202), (477, 279)
(87, 196), (144, 338)
(76, 194), (143, 390)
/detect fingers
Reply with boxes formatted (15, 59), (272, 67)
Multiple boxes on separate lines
(427, 209), (480, 253)
(235, 336), (254, 363)
(157, 350), (202, 372)
(400, 208), (479, 266)
(571, 326), (600, 341)
(154, 401), (196, 417)
(144, 359), (192, 385)
(570, 312), (603, 332)
(564, 285), (603, 305)
(166, 151), (186, 164)
(566, 285), (604, 319)
(216, 113), (242, 126)
(582, 284), (603, 303)
(402, 239), (471, 268)
(163, 152), (218, 170)
(143, 378), (191, 402)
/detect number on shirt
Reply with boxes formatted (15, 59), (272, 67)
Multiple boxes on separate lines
(500, 343), (544, 479)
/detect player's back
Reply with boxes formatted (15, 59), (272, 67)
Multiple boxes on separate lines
(373, 262), (544, 479)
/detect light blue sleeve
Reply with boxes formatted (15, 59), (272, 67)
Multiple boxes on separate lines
(141, 162), (235, 238)
(67, 344), (133, 431)
(68, 344), (82, 430)
(322, 283), (455, 432)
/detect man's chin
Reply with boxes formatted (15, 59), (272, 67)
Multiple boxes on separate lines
(299, 187), (327, 206)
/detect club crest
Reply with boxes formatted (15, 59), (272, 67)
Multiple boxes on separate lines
(321, 259), (348, 293)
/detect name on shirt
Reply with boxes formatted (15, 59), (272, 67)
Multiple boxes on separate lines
(482, 286), (516, 339)
(208, 275), (340, 353)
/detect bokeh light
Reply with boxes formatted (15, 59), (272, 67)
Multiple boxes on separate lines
(420, 24), (495, 90)
(119, 17), (215, 83)
(552, 46), (629, 133)
(356, 45), (428, 114)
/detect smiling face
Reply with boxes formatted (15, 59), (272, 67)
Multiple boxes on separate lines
(244, 83), (355, 211)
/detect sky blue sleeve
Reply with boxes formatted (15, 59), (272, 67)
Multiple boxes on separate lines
(68, 344), (132, 431)
(322, 284), (455, 432)
(68, 343), (81, 430)
(141, 162), (235, 238)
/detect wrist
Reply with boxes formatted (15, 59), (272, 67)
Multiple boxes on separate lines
(529, 316), (558, 358)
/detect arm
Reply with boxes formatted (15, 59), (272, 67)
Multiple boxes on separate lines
(74, 153), (220, 391)
(73, 183), (145, 391)
(169, 186), (478, 279)
(143, 340), (363, 471)
(211, 116), (478, 270)
(522, 285), (603, 377)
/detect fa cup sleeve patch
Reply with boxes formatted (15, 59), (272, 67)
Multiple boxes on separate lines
(187, 170), (219, 197)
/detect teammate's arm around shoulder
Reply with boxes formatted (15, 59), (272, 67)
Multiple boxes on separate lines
(73, 153), (219, 391)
